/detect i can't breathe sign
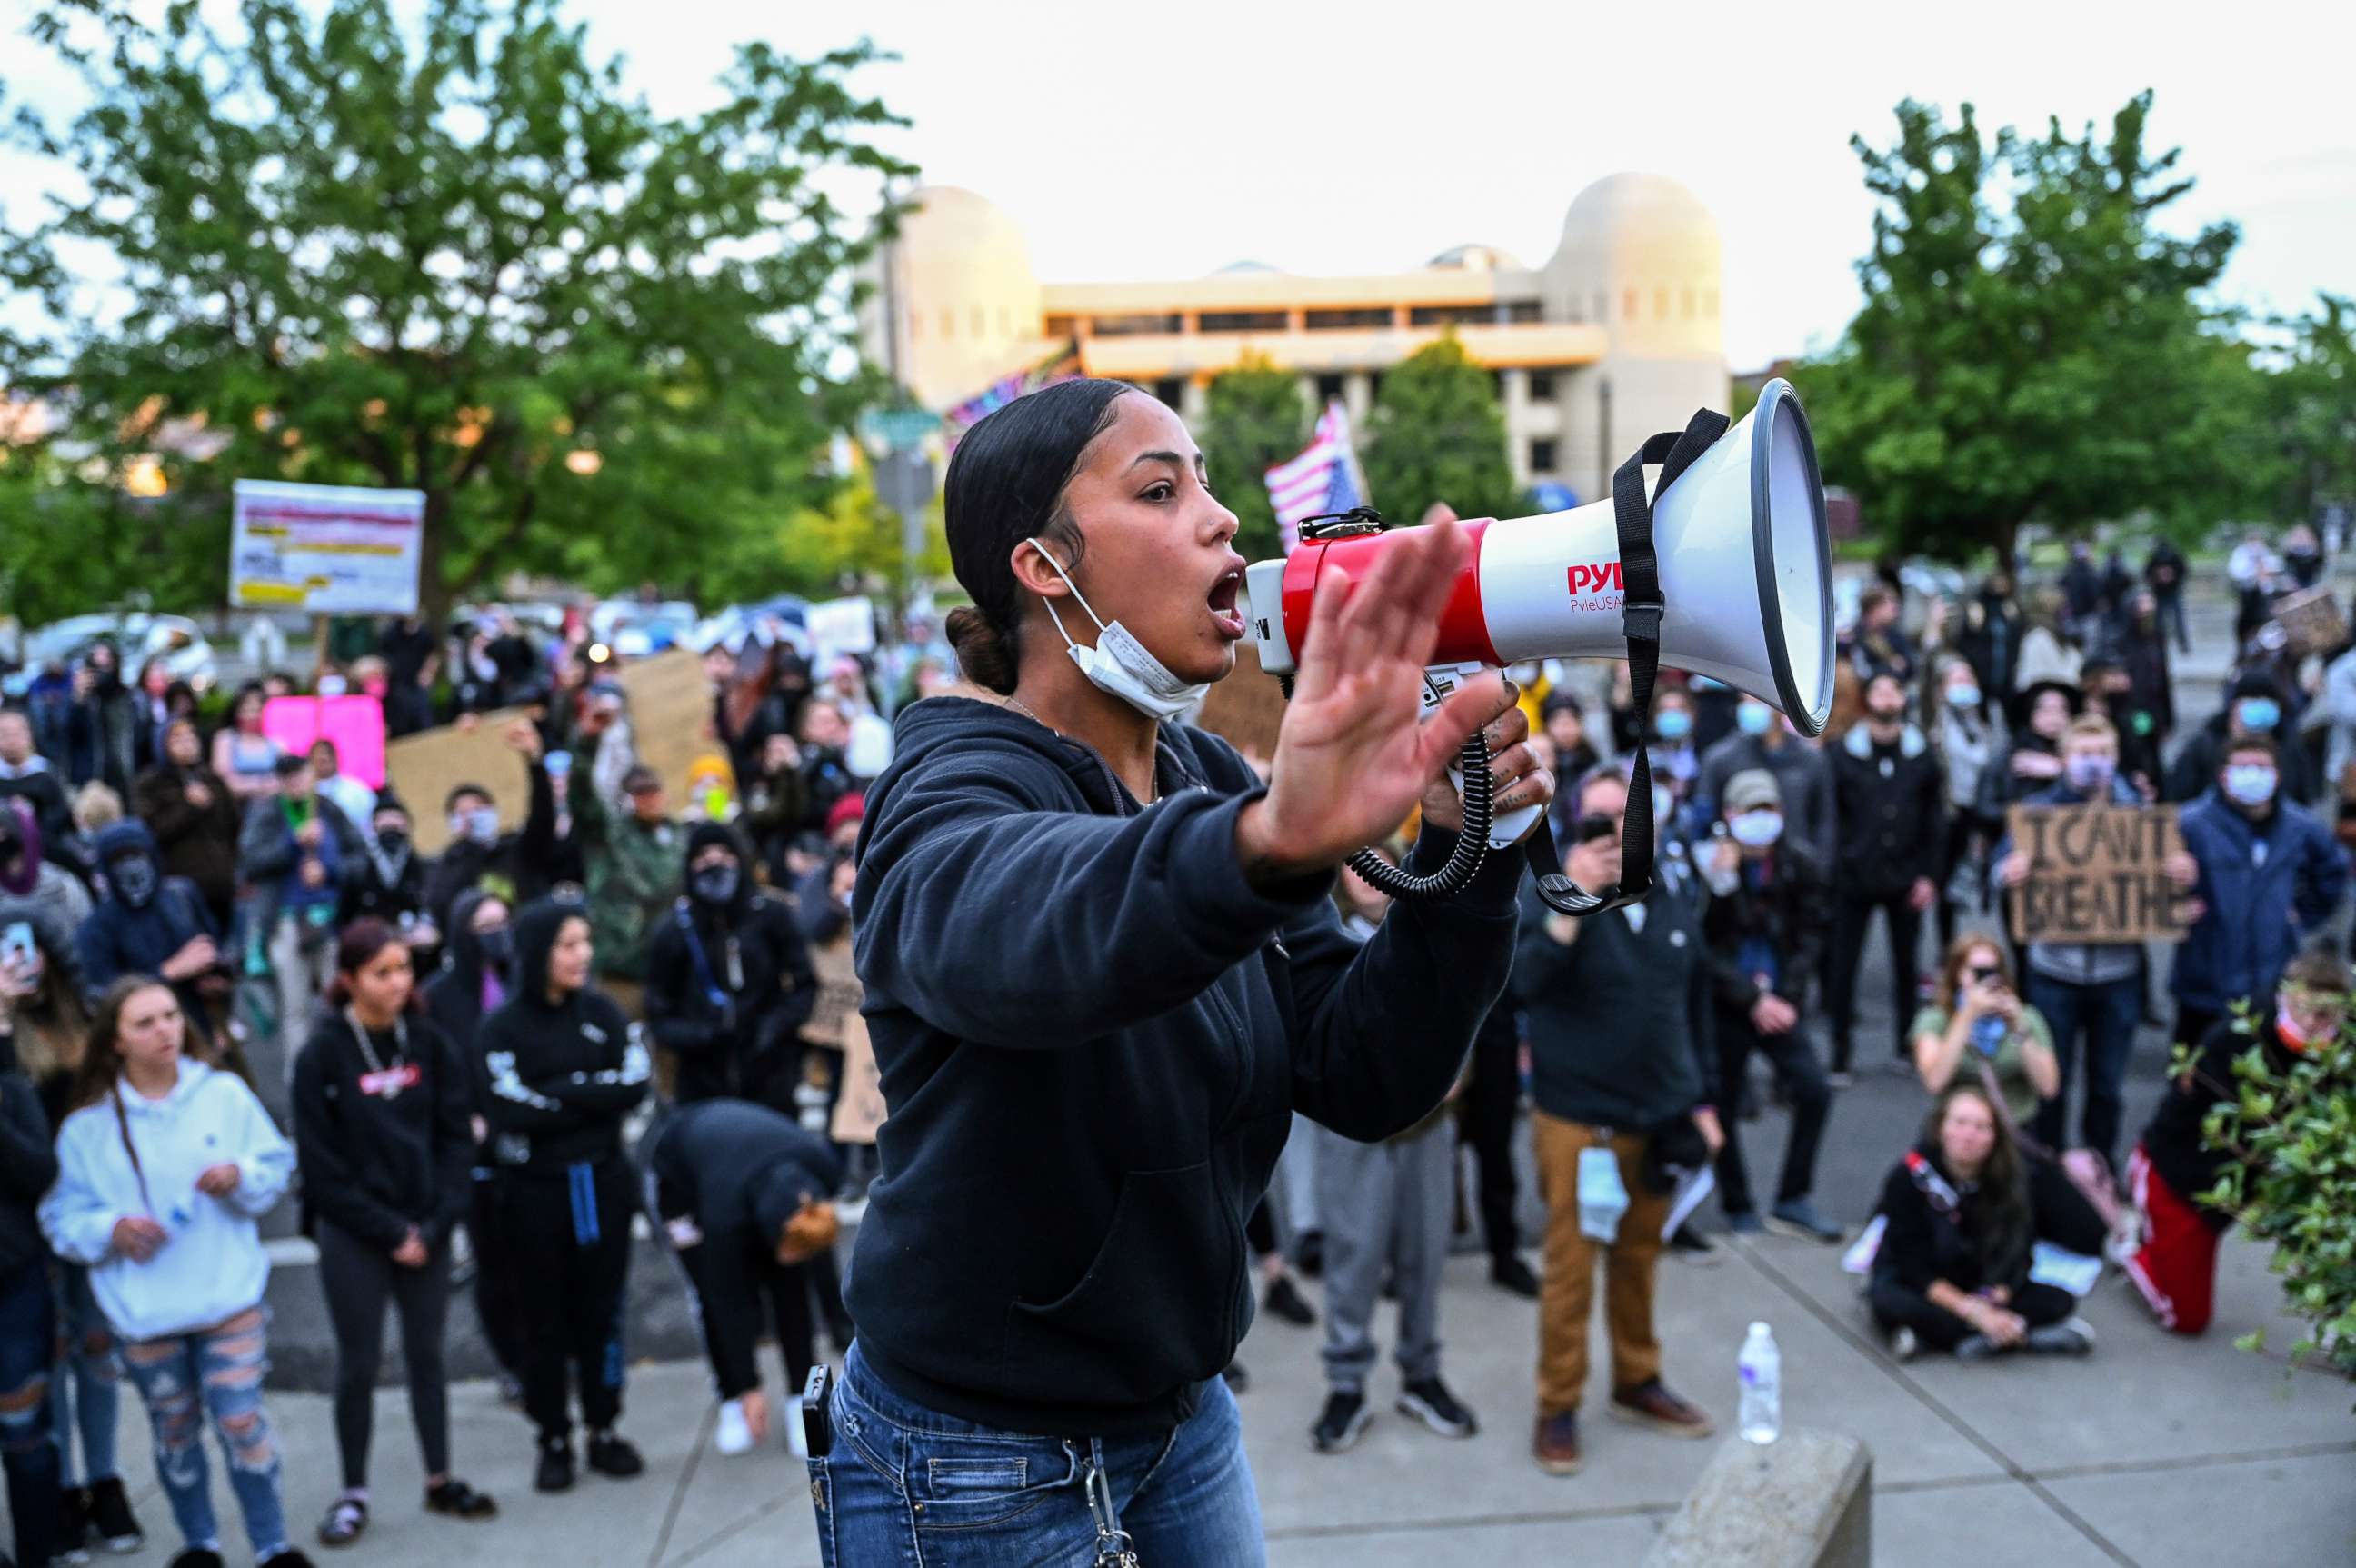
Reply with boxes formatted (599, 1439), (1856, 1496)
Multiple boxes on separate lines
(2006, 803), (2191, 945)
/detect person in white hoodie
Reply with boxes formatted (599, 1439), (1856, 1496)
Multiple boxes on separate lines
(38, 976), (309, 1568)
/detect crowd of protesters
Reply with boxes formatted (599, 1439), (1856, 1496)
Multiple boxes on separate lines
(0, 518), (2349, 1559)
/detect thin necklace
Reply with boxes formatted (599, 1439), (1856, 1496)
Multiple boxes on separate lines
(1003, 694), (1158, 805)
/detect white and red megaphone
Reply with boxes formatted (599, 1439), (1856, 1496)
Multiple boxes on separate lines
(1243, 379), (1832, 907)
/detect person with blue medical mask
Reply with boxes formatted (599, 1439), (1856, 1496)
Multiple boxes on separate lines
(1648, 686), (1703, 814)
(1932, 659), (1998, 950)
(2166, 670), (2318, 804)
(2165, 734), (2347, 1056)
(1695, 696), (1835, 865)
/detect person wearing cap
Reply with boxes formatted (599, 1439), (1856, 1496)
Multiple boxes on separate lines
(2167, 734), (2344, 1054)
(1699, 768), (1840, 1242)
(644, 824), (816, 1108)
(2166, 671), (2318, 805)
(648, 1098), (842, 1458)
(1695, 694), (1835, 865)
(238, 751), (366, 1074)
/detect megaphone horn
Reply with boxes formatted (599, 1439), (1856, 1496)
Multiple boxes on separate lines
(1243, 377), (1834, 912)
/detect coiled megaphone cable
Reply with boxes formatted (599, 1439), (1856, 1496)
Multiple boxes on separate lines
(1346, 732), (1492, 899)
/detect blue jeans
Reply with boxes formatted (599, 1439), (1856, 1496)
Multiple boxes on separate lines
(52, 1263), (123, 1488)
(0, 1263), (61, 1568)
(2024, 972), (2142, 1170)
(118, 1307), (287, 1561)
(812, 1343), (1266, 1565)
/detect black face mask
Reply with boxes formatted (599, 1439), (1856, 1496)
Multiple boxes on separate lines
(375, 829), (411, 858)
(477, 926), (514, 974)
(691, 865), (741, 905)
(110, 854), (159, 909)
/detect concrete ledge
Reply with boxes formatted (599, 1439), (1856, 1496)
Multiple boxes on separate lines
(1644, 1429), (1873, 1568)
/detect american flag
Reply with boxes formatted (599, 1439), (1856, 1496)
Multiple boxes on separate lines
(1263, 400), (1364, 553)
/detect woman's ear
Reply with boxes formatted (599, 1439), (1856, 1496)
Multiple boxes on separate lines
(1007, 535), (1075, 604)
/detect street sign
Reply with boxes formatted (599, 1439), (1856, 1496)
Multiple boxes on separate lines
(859, 405), (940, 450)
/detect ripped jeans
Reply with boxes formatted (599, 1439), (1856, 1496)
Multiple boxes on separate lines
(119, 1306), (287, 1561)
(0, 1263), (61, 1568)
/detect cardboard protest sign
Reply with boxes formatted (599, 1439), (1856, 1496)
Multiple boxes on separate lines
(384, 706), (535, 854)
(2005, 803), (2189, 944)
(830, 1010), (887, 1145)
(2271, 586), (2346, 657)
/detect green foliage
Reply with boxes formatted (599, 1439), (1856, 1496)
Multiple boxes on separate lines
(773, 479), (948, 600)
(1362, 335), (1520, 524)
(0, 0), (913, 618)
(2258, 294), (2356, 525)
(1201, 355), (1309, 561)
(2195, 1028), (2356, 1391)
(1794, 92), (2251, 565)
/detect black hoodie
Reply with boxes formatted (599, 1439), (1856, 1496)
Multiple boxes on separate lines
(475, 898), (650, 1173)
(643, 823), (816, 1105)
(423, 888), (514, 1052)
(845, 697), (1520, 1438)
(0, 1041), (57, 1277)
(291, 1002), (474, 1249)
(649, 1098), (841, 1400)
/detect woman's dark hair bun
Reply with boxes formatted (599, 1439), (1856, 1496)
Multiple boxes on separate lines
(944, 605), (1018, 695)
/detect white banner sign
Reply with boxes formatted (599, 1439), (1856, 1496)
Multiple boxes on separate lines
(230, 480), (425, 614)
(807, 595), (877, 661)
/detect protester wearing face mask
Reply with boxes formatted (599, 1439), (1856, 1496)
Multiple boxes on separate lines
(1647, 685), (1703, 815)
(1995, 716), (2150, 1173)
(1931, 660), (1997, 949)
(341, 798), (436, 948)
(2129, 949), (2351, 1335)
(1827, 673), (1947, 1082)
(2167, 671), (2316, 805)
(644, 824), (817, 1108)
(2166, 736), (2344, 1054)
(421, 893), (528, 1401)
(1694, 694), (1835, 864)
(833, 379), (1541, 1563)
(1700, 770), (1840, 1242)
(75, 821), (224, 1045)
(423, 784), (516, 934)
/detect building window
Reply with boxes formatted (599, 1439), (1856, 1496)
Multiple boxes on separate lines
(1199, 309), (1289, 332)
(1154, 378), (1185, 409)
(1505, 299), (1543, 324)
(1303, 307), (1394, 330)
(1529, 371), (1557, 401)
(1408, 304), (1492, 327)
(1530, 438), (1559, 474)
(1492, 370), (1506, 398)
(1044, 314), (1078, 339)
(1622, 289), (1639, 320)
(1366, 372), (1384, 404)
(1314, 373), (1346, 404)
(1089, 312), (1183, 336)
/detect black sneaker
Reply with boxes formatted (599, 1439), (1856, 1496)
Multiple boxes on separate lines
(1293, 1230), (1324, 1279)
(534, 1439), (576, 1493)
(424, 1478), (498, 1522)
(86, 1477), (143, 1554)
(163, 1551), (223, 1568)
(1263, 1274), (1316, 1327)
(259, 1551), (317, 1568)
(1667, 1224), (1723, 1266)
(1396, 1377), (1479, 1439)
(1490, 1255), (1540, 1298)
(1309, 1390), (1370, 1454)
(54, 1483), (93, 1563)
(585, 1431), (644, 1480)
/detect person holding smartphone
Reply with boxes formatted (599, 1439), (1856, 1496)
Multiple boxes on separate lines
(1909, 938), (2060, 1128)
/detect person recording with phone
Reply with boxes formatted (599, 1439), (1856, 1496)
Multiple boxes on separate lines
(1910, 938), (2060, 1126)
(824, 377), (1547, 1565)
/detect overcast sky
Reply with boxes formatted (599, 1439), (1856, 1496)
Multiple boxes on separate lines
(4, 0), (2352, 370)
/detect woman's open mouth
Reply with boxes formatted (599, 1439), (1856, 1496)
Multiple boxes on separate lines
(1208, 568), (1246, 640)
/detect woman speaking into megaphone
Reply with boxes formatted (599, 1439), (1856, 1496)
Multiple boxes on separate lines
(815, 376), (1551, 1564)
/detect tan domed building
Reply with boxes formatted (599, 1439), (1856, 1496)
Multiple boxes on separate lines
(863, 175), (1726, 501)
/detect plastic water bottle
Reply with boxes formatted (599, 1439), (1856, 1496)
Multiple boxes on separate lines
(1738, 1322), (1781, 1444)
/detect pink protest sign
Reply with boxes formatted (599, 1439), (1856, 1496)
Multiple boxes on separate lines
(262, 696), (388, 788)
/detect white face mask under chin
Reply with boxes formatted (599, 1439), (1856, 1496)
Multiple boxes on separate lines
(1025, 538), (1211, 724)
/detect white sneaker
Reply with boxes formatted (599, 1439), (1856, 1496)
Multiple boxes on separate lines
(784, 1393), (808, 1460)
(715, 1398), (754, 1456)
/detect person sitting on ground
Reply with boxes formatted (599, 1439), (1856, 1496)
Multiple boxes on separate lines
(648, 1096), (843, 1460)
(1868, 1081), (2098, 1363)
(2127, 947), (2351, 1337)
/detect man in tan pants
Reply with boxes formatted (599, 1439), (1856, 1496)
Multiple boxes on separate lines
(1513, 766), (1722, 1474)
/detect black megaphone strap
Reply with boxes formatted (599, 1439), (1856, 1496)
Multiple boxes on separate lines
(1525, 406), (1732, 916)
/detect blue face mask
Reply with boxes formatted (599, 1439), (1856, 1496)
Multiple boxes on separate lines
(2223, 764), (2278, 807)
(1654, 709), (1693, 743)
(1945, 684), (1982, 710)
(2064, 754), (2114, 794)
(2237, 696), (2281, 733)
(1736, 701), (1774, 736)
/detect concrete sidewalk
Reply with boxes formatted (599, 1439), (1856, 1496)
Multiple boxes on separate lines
(85, 1220), (2353, 1568)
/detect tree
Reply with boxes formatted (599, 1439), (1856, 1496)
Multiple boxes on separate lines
(2261, 295), (2356, 525)
(0, 0), (912, 620)
(1795, 93), (2246, 566)
(1200, 355), (1309, 561)
(1362, 336), (1520, 525)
